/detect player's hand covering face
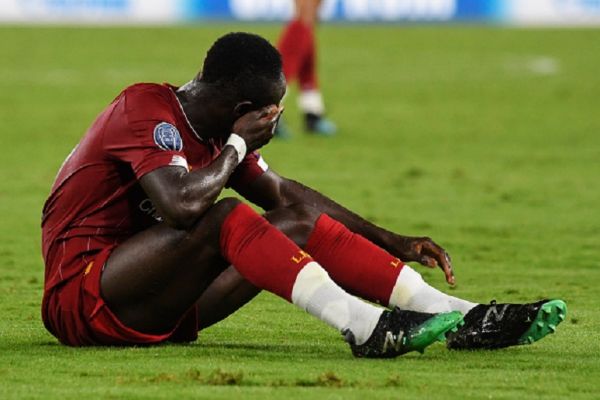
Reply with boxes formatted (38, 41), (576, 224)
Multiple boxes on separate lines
(233, 105), (283, 152)
(390, 236), (456, 285)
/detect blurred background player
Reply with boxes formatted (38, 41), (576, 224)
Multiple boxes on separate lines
(276, 0), (337, 137)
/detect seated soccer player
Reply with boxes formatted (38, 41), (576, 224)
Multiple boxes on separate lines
(41, 32), (566, 356)
(276, 0), (336, 137)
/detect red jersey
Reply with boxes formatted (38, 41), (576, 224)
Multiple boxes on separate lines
(41, 83), (268, 294)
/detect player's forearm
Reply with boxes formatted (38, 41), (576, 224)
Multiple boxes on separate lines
(143, 147), (240, 230)
(280, 178), (397, 250)
(180, 147), (239, 217)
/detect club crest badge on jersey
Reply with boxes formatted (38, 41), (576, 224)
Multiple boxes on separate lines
(153, 122), (183, 151)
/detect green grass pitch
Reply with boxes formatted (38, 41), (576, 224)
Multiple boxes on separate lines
(1, 25), (599, 399)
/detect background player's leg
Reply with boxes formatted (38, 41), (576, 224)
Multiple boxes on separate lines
(277, 0), (335, 136)
(296, 0), (321, 25)
(277, 19), (308, 84)
(277, 0), (321, 78)
(294, 0), (336, 135)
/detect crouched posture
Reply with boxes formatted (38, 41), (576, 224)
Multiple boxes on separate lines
(41, 33), (565, 357)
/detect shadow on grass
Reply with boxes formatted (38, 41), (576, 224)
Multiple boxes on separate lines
(1, 338), (347, 362)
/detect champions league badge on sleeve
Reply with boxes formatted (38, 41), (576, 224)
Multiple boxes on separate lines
(153, 122), (183, 151)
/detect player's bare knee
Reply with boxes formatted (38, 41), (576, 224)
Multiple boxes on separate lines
(185, 197), (242, 242)
(265, 203), (320, 248)
(286, 203), (320, 226)
(211, 197), (242, 216)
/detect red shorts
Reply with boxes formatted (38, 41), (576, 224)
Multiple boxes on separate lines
(42, 247), (198, 346)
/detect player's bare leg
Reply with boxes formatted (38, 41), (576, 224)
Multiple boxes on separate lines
(295, 0), (321, 25)
(195, 266), (259, 330)
(101, 199), (319, 334)
(101, 197), (242, 334)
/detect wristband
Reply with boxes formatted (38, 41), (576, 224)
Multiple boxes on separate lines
(225, 133), (247, 164)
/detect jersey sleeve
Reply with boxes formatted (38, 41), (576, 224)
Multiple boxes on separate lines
(227, 151), (269, 190)
(103, 86), (189, 179)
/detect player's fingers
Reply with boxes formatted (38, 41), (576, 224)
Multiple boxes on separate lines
(439, 252), (455, 285)
(265, 106), (286, 135)
(423, 241), (455, 285)
(257, 107), (272, 119)
(272, 106), (285, 123)
(249, 110), (277, 134)
(419, 255), (438, 268)
(259, 105), (279, 119)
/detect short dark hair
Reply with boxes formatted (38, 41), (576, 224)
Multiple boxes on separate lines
(201, 32), (283, 103)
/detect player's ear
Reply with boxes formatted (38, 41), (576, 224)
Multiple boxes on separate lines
(233, 101), (254, 119)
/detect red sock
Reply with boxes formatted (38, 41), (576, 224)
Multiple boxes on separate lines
(220, 204), (313, 302)
(278, 19), (318, 90)
(297, 25), (317, 90)
(305, 214), (404, 306)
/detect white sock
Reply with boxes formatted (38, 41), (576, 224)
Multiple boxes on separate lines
(388, 266), (477, 315)
(291, 261), (383, 345)
(298, 89), (325, 115)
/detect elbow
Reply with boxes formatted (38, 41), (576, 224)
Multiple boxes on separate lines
(160, 187), (215, 230)
(161, 204), (200, 230)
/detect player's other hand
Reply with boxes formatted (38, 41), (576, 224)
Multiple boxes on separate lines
(390, 235), (455, 285)
(233, 105), (282, 152)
